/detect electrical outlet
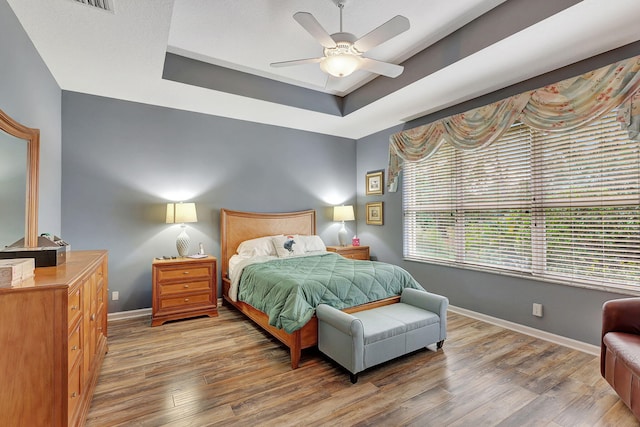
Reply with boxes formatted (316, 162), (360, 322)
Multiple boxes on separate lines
(532, 303), (543, 317)
(112, 291), (119, 301)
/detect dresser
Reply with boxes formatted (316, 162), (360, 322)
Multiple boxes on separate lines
(151, 256), (218, 326)
(326, 245), (370, 260)
(0, 250), (108, 427)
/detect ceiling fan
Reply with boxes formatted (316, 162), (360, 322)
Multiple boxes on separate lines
(270, 1), (410, 79)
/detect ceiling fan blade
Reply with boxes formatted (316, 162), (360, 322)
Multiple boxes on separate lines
(270, 57), (323, 68)
(353, 15), (410, 53)
(359, 57), (404, 78)
(293, 12), (337, 49)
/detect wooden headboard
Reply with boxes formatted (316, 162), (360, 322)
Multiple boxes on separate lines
(220, 209), (316, 280)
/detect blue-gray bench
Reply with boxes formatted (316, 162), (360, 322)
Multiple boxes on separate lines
(317, 288), (448, 383)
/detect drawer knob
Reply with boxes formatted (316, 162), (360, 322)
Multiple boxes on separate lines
(71, 305), (78, 311)
(71, 392), (77, 398)
(184, 298), (189, 302)
(72, 345), (78, 351)
(90, 314), (96, 321)
(183, 271), (190, 275)
(184, 284), (189, 288)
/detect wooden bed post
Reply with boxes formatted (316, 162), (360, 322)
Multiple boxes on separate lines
(290, 330), (302, 369)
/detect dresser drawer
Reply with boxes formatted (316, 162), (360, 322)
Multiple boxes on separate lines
(68, 359), (83, 423)
(158, 279), (211, 296)
(68, 287), (82, 327)
(156, 266), (211, 282)
(68, 322), (82, 371)
(159, 292), (213, 310)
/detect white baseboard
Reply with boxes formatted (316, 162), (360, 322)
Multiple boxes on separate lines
(106, 304), (600, 356)
(106, 298), (222, 322)
(448, 305), (600, 356)
(107, 308), (151, 321)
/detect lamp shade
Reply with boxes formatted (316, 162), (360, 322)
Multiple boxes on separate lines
(166, 202), (198, 224)
(333, 205), (355, 222)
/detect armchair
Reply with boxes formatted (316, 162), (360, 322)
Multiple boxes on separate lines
(601, 297), (640, 420)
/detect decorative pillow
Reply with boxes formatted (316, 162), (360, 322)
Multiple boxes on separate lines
(237, 236), (278, 257)
(297, 235), (326, 252)
(272, 235), (305, 257)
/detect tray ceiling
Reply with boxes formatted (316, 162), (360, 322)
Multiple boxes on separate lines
(7, 0), (640, 139)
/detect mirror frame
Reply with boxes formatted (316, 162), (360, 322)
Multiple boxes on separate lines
(0, 108), (39, 248)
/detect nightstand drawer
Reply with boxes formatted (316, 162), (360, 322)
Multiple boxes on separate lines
(326, 245), (370, 261)
(158, 279), (211, 296)
(339, 250), (368, 260)
(160, 292), (213, 310)
(156, 266), (211, 282)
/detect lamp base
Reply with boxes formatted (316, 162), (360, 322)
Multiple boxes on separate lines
(176, 228), (191, 257)
(338, 222), (348, 247)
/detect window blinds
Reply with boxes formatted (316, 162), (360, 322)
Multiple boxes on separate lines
(403, 112), (640, 291)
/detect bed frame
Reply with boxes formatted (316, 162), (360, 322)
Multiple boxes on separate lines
(220, 208), (399, 369)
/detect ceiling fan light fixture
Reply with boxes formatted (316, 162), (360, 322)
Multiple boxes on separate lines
(320, 53), (360, 78)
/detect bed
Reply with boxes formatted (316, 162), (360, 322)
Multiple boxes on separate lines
(220, 208), (419, 369)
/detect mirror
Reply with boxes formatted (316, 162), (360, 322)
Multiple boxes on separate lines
(0, 109), (39, 248)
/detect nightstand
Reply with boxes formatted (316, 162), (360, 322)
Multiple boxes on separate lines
(326, 245), (370, 260)
(151, 256), (218, 326)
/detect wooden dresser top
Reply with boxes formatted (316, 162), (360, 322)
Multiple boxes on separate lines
(0, 250), (107, 291)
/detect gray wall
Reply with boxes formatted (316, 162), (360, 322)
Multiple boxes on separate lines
(355, 124), (631, 348)
(0, 0), (62, 239)
(5, 0), (635, 347)
(61, 92), (356, 312)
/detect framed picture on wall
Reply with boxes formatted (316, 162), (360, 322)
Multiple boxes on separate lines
(366, 202), (384, 225)
(366, 170), (384, 195)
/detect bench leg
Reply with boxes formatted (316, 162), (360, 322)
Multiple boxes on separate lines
(437, 340), (445, 349)
(350, 373), (358, 384)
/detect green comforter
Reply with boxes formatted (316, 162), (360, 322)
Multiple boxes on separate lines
(237, 252), (424, 333)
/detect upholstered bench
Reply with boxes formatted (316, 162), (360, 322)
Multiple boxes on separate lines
(317, 288), (448, 383)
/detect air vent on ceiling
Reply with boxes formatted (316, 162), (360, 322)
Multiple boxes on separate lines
(71, 0), (114, 13)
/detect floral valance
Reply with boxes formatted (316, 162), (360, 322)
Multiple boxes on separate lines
(388, 54), (640, 192)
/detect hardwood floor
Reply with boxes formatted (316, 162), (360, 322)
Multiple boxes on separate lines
(87, 305), (638, 426)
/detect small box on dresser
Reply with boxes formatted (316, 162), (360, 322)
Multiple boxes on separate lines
(152, 256), (218, 326)
(0, 258), (34, 287)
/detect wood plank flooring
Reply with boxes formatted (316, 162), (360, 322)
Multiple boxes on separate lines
(86, 305), (638, 426)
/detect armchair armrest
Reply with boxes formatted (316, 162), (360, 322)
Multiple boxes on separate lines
(602, 297), (640, 336)
(601, 297), (640, 376)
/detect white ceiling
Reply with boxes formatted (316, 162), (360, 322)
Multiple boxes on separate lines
(7, 0), (640, 139)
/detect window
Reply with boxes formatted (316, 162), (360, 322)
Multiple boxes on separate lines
(403, 112), (640, 292)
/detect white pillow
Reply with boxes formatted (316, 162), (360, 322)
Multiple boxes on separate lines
(297, 235), (326, 252)
(237, 235), (278, 257)
(272, 235), (305, 257)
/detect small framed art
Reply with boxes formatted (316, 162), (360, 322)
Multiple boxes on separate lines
(366, 202), (384, 225)
(365, 170), (384, 196)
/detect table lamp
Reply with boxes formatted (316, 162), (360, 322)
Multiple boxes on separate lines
(333, 205), (355, 246)
(166, 202), (198, 257)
